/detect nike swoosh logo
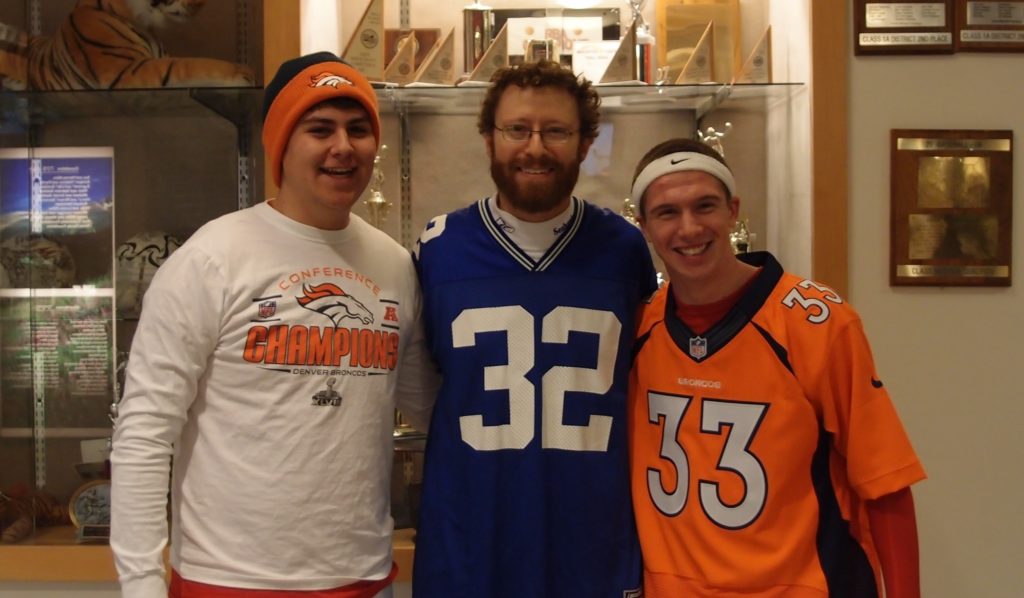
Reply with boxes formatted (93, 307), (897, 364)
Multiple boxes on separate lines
(871, 378), (883, 388)
(670, 158), (690, 165)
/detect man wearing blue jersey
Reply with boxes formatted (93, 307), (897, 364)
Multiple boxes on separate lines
(411, 60), (657, 597)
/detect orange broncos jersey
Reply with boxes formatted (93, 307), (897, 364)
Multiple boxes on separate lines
(629, 252), (926, 598)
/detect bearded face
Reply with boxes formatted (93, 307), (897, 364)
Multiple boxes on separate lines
(484, 85), (593, 222)
(488, 142), (586, 218)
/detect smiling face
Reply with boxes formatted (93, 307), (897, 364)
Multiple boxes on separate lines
(639, 170), (749, 304)
(275, 100), (377, 230)
(484, 85), (592, 222)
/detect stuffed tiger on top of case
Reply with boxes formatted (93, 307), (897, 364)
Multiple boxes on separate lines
(0, 0), (254, 91)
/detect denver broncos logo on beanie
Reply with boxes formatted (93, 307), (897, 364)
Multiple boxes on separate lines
(262, 51), (380, 188)
(309, 72), (353, 88)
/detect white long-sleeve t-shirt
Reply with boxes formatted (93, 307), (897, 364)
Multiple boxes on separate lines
(110, 202), (438, 597)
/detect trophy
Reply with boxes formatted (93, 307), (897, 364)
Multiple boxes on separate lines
(342, 0), (385, 81)
(364, 145), (392, 229)
(730, 218), (754, 254)
(463, 3), (494, 74)
(620, 198), (639, 227)
(735, 26), (772, 84)
(629, 0), (655, 83)
(697, 121), (732, 157)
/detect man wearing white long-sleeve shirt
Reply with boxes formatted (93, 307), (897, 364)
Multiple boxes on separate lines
(110, 51), (438, 598)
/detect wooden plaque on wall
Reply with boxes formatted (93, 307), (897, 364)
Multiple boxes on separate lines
(854, 0), (955, 54)
(955, 0), (1024, 51)
(890, 129), (1013, 286)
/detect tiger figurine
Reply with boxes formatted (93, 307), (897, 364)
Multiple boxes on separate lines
(0, 0), (254, 91)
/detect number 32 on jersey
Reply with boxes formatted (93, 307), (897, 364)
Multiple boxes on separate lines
(453, 305), (621, 453)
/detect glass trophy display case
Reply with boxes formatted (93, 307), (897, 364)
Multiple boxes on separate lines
(0, 0), (263, 555)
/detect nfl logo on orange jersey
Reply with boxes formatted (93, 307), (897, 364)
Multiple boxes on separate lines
(689, 336), (707, 359)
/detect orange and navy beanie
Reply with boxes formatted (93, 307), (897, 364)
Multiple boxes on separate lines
(261, 51), (380, 187)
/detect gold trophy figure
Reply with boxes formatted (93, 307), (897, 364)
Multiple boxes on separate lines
(364, 145), (392, 229)
(730, 218), (754, 254)
(620, 198), (639, 227)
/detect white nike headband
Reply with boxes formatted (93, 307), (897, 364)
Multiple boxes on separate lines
(630, 152), (736, 204)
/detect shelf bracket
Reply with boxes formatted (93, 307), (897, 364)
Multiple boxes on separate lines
(695, 83), (733, 129)
(397, 94), (413, 249)
(32, 351), (47, 489)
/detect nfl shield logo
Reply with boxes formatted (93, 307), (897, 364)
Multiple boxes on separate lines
(258, 300), (276, 319)
(689, 336), (708, 360)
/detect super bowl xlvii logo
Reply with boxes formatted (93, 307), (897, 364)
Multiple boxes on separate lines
(689, 336), (708, 360)
(312, 377), (341, 407)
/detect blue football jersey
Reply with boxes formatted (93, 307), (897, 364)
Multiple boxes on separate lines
(412, 198), (657, 598)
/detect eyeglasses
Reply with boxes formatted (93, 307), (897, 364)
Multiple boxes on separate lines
(494, 124), (576, 145)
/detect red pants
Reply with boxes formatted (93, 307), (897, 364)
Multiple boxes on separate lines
(169, 563), (397, 598)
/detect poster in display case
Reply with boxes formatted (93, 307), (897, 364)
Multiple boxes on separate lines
(0, 146), (115, 434)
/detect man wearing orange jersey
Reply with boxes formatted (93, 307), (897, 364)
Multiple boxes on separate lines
(628, 137), (925, 597)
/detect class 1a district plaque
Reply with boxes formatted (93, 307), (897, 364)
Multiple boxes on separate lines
(890, 129), (1013, 287)
(854, 0), (955, 55)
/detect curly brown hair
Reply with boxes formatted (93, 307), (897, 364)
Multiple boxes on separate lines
(477, 60), (601, 141)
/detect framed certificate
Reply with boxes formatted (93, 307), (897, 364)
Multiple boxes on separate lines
(890, 129), (1013, 286)
(854, 0), (955, 54)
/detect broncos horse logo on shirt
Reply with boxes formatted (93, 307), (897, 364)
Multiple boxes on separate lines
(297, 282), (374, 326)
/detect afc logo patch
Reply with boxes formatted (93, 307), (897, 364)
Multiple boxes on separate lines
(384, 306), (398, 323)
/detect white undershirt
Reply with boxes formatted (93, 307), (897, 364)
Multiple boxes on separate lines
(488, 196), (574, 261)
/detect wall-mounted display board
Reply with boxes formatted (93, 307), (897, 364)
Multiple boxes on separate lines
(890, 129), (1013, 286)
(854, 0), (955, 54)
(955, 0), (1024, 51)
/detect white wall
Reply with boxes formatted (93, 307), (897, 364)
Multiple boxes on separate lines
(849, 45), (1024, 598)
